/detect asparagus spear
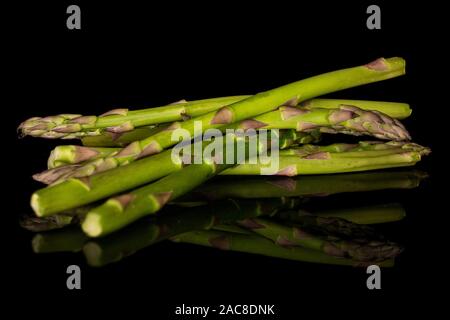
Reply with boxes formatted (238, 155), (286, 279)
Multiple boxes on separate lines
(301, 99), (412, 119)
(189, 170), (427, 200)
(19, 96), (249, 139)
(222, 143), (429, 176)
(171, 230), (394, 267)
(229, 105), (410, 141)
(32, 57), (406, 181)
(277, 141), (425, 157)
(237, 218), (402, 262)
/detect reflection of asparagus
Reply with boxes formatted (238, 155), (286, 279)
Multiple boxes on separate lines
(32, 198), (296, 265)
(300, 99), (411, 119)
(237, 218), (402, 262)
(313, 203), (406, 224)
(171, 230), (394, 267)
(191, 170), (427, 200)
(31, 198), (399, 266)
(32, 227), (88, 253)
(82, 197), (291, 266)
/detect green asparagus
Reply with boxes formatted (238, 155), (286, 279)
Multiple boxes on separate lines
(301, 99), (411, 119)
(19, 96), (249, 138)
(32, 58), (406, 182)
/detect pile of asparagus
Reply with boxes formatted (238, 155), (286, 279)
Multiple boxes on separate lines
(19, 57), (430, 265)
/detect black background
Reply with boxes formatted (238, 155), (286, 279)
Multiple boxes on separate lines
(4, 1), (448, 317)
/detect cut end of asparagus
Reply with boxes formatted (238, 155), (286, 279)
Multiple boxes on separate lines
(82, 242), (103, 267)
(31, 234), (45, 253)
(82, 214), (103, 237)
(31, 193), (44, 217)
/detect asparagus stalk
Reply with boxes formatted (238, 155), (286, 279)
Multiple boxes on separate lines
(277, 141), (425, 157)
(19, 96), (249, 139)
(222, 152), (419, 176)
(32, 58), (406, 181)
(237, 218), (402, 262)
(189, 170), (427, 200)
(47, 145), (120, 168)
(222, 143), (429, 176)
(80, 125), (163, 147)
(171, 230), (394, 267)
(301, 99), (412, 119)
